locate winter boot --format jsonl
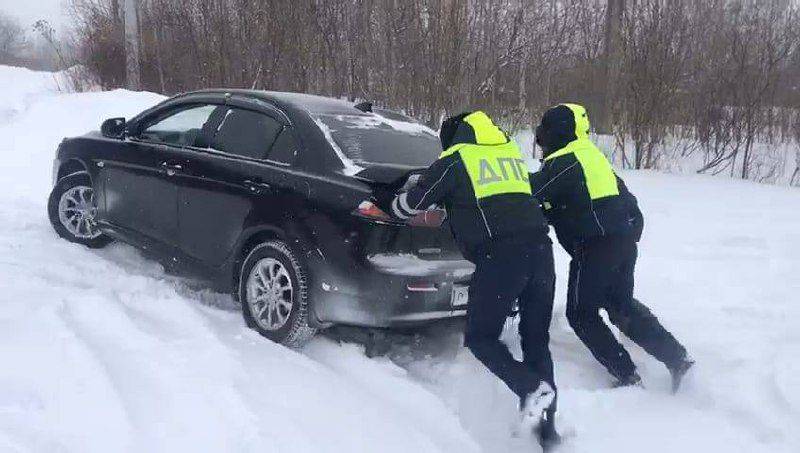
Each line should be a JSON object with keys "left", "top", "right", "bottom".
{"left": 534, "top": 408, "right": 562, "bottom": 451}
{"left": 517, "top": 382, "right": 556, "bottom": 442}
{"left": 668, "top": 356, "right": 695, "bottom": 394}
{"left": 613, "top": 371, "right": 643, "bottom": 388}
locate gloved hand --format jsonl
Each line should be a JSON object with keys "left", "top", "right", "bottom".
{"left": 372, "top": 188, "right": 397, "bottom": 215}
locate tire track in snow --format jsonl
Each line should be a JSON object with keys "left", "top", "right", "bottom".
{"left": 28, "top": 231, "right": 472, "bottom": 451}
{"left": 57, "top": 276, "right": 262, "bottom": 451}
{"left": 53, "top": 298, "right": 137, "bottom": 450}
{"left": 0, "top": 207, "right": 134, "bottom": 451}
{"left": 91, "top": 246, "right": 316, "bottom": 451}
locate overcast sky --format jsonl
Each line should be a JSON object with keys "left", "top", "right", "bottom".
{"left": 0, "top": 0, "right": 69, "bottom": 33}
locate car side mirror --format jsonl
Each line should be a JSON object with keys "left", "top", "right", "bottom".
{"left": 101, "top": 117, "right": 127, "bottom": 138}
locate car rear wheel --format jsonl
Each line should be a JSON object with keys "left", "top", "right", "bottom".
{"left": 47, "top": 173, "right": 112, "bottom": 248}
{"left": 239, "top": 240, "right": 316, "bottom": 348}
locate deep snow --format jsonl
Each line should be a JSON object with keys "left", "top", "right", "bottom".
{"left": 1, "top": 65, "right": 799, "bottom": 452}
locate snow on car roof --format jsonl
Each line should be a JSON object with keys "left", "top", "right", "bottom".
{"left": 259, "top": 91, "right": 365, "bottom": 115}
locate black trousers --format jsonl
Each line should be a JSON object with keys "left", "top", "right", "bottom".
{"left": 567, "top": 236, "right": 687, "bottom": 380}
{"left": 464, "top": 239, "right": 556, "bottom": 403}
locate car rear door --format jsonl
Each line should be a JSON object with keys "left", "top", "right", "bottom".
{"left": 176, "top": 105, "right": 306, "bottom": 267}
{"left": 98, "top": 104, "right": 220, "bottom": 249}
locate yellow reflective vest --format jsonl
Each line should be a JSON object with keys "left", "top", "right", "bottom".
{"left": 439, "top": 111, "right": 532, "bottom": 200}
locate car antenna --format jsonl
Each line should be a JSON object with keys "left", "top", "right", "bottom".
{"left": 354, "top": 101, "right": 373, "bottom": 113}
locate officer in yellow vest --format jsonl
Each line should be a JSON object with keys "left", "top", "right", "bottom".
{"left": 531, "top": 104, "right": 694, "bottom": 391}
{"left": 388, "top": 111, "right": 560, "bottom": 447}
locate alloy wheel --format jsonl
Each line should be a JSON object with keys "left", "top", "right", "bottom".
{"left": 58, "top": 185, "right": 101, "bottom": 239}
{"left": 246, "top": 258, "right": 294, "bottom": 331}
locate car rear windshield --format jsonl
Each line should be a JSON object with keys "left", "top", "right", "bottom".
{"left": 313, "top": 113, "right": 441, "bottom": 167}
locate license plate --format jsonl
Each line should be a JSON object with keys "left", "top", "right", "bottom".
{"left": 451, "top": 285, "right": 469, "bottom": 307}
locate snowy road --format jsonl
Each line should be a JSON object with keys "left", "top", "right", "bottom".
{"left": 1, "top": 66, "right": 799, "bottom": 452}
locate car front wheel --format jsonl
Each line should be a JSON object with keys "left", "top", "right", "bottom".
{"left": 47, "top": 173, "right": 112, "bottom": 248}
{"left": 238, "top": 240, "right": 317, "bottom": 348}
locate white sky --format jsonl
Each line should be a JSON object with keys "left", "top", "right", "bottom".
{"left": 0, "top": 0, "right": 69, "bottom": 33}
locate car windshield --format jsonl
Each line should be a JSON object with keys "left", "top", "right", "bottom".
{"left": 313, "top": 112, "right": 441, "bottom": 167}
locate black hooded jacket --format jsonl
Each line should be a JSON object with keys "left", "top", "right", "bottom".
{"left": 531, "top": 104, "right": 643, "bottom": 254}
{"left": 387, "top": 111, "right": 550, "bottom": 262}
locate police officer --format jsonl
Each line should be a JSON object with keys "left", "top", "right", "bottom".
{"left": 530, "top": 103, "right": 694, "bottom": 391}
{"left": 387, "top": 111, "right": 560, "bottom": 446}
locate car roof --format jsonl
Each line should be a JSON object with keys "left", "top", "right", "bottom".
{"left": 183, "top": 89, "right": 368, "bottom": 115}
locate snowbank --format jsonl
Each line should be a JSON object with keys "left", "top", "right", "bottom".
{"left": 410, "top": 170, "right": 800, "bottom": 452}
{"left": 1, "top": 65, "right": 799, "bottom": 452}
{"left": 0, "top": 66, "right": 476, "bottom": 453}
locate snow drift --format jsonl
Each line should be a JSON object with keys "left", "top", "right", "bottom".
{"left": 1, "top": 65, "right": 799, "bottom": 452}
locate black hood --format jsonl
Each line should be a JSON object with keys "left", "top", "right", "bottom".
{"left": 439, "top": 111, "right": 509, "bottom": 150}
{"left": 535, "top": 103, "right": 591, "bottom": 157}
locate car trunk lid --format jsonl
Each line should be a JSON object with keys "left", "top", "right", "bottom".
{"left": 353, "top": 164, "right": 463, "bottom": 261}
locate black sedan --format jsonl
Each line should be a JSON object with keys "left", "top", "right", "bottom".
{"left": 48, "top": 90, "right": 473, "bottom": 347}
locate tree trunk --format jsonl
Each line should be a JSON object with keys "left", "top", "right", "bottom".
{"left": 124, "top": 0, "right": 141, "bottom": 90}
{"left": 600, "top": 0, "right": 624, "bottom": 134}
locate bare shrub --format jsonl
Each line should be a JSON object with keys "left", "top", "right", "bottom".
{"left": 0, "top": 12, "right": 27, "bottom": 64}
{"left": 66, "top": 0, "right": 800, "bottom": 184}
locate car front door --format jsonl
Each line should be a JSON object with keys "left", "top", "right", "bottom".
{"left": 99, "top": 104, "right": 220, "bottom": 250}
{"left": 176, "top": 105, "right": 305, "bottom": 267}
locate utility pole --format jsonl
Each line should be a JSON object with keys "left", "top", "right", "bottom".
{"left": 600, "top": 0, "right": 624, "bottom": 134}
{"left": 533, "top": 0, "right": 558, "bottom": 159}
{"left": 543, "top": 0, "right": 556, "bottom": 109}
{"left": 124, "top": 0, "right": 141, "bottom": 90}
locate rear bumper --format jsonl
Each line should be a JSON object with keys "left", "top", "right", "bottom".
{"left": 310, "top": 254, "right": 474, "bottom": 328}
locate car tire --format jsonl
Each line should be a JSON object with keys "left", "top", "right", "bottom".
{"left": 238, "top": 240, "right": 317, "bottom": 348}
{"left": 48, "top": 173, "right": 112, "bottom": 249}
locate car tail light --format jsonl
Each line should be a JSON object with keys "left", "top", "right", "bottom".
{"left": 353, "top": 201, "right": 392, "bottom": 222}
{"left": 408, "top": 209, "right": 446, "bottom": 228}
{"left": 353, "top": 200, "right": 445, "bottom": 228}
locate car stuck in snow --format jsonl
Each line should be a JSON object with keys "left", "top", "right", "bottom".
{"left": 48, "top": 89, "right": 473, "bottom": 347}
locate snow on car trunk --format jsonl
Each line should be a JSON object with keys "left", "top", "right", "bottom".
{"left": 1, "top": 65, "right": 799, "bottom": 452}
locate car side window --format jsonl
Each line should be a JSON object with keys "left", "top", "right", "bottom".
{"left": 211, "top": 108, "right": 283, "bottom": 160}
{"left": 139, "top": 104, "right": 217, "bottom": 147}
{"left": 268, "top": 127, "right": 300, "bottom": 165}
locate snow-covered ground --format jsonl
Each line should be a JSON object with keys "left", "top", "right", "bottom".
{"left": 1, "top": 65, "right": 799, "bottom": 452}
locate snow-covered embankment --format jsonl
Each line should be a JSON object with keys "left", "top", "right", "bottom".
{"left": 1, "top": 65, "right": 799, "bottom": 452}
{"left": 0, "top": 66, "right": 477, "bottom": 452}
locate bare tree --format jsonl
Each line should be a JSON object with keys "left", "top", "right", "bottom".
{"left": 65, "top": 0, "right": 800, "bottom": 183}
{"left": 615, "top": 0, "right": 694, "bottom": 169}
{"left": 598, "top": 0, "right": 623, "bottom": 135}
{"left": 0, "top": 12, "right": 26, "bottom": 64}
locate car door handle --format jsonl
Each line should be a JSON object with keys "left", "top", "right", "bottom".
{"left": 243, "top": 180, "right": 271, "bottom": 193}
{"left": 161, "top": 161, "right": 183, "bottom": 176}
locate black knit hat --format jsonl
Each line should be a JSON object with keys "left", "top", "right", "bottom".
{"left": 535, "top": 105, "right": 578, "bottom": 155}
{"left": 439, "top": 112, "right": 472, "bottom": 149}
